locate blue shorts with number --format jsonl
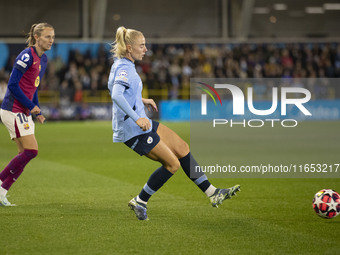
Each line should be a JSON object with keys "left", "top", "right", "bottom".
{"left": 124, "top": 120, "right": 160, "bottom": 156}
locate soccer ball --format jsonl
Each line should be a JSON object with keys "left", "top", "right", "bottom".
{"left": 312, "top": 189, "right": 340, "bottom": 219}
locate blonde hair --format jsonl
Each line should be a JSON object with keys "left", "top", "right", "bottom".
{"left": 26, "top": 23, "right": 54, "bottom": 47}
{"left": 111, "top": 26, "right": 143, "bottom": 58}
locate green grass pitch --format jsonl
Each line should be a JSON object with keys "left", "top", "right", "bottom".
{"left": 0, "top": 121, "right": 339, "bottom": 255}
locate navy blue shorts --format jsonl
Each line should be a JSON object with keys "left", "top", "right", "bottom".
{"left": 124, "top": 120, "right": 160, "bottom": 156}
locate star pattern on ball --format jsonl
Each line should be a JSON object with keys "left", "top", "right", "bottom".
{"left": 327, "top": 199, "right": 338, "bottom": 212}
{"left": 313, "top": 190, "right": 340, "bottom": 219}
{"left": 313, "top": 194, "right": 324, "bottom": 208}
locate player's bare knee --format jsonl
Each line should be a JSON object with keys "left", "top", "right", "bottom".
{"left": 176, "top": 141, "right": 190, "bottom": 158}
{"left": 182, "top": 141, "right": 190, "bottom": 155}
{"left": 165, "top": 160, "right": 181, "bottom": 174}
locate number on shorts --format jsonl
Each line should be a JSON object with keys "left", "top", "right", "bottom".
{"left": 17, "top": 113, "right": 28, "bottom": 124}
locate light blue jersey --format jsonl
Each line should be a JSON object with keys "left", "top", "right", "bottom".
{"left": 108, "top": 58, "right": 152, "bottom": 142}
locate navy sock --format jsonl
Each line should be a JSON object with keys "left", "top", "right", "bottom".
{"left": 139, "top": 166, "right": 173, "bottom": 202}
{"left": 179, "top": 152, "right": 211, "bottom": 192}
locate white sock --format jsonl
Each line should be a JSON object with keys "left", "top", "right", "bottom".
{"left": 136, "top": 195, "right": 147, "bottom": 205}
{"left": 205, "top": 185, "right": 217, "bottom": 197}
{"left": 0, "top": 186, "right": 8, "bottom": 198}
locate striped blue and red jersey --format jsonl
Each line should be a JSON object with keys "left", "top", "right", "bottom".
{"left": 1, "top": 47, "right": 48, "bottom": 115}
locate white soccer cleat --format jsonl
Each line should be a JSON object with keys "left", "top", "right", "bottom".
{"left": 0, "top": 195, "right": 16, "bottom": 207}
{"left": 128, "top": 197, "right": 148, "bottom": 220}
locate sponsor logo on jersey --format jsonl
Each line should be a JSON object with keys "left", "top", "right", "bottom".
{"left": 119, "top": 70, "right": 128, "bottom": 77}
{"left": 117, "top": 70, "right": 128, "bottom": 82}
{"left": 16, "top": 60, "right": 27, "bottom": 69}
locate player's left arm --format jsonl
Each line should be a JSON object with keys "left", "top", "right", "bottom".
{"left": 36, "top": 114, "right": 45, "bottom": 124}
{"left": 142, "top": 98, "right": 158, "bottom": 112}
{"left": 32, "top": 90, "right": 45, "bottom": 123}
{"left": 32, "top": 90, "right": 40, "bottom": 113}
{"left": 34, "top": 56, "right": 47, "bottom": 124}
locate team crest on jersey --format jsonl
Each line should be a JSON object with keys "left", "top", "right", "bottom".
{"left": 147, "top": 136, "right": 153, "bottom": 144}
{"left": 21, "top": 53, "right": 30, "bottom": 62}
{"left": 35, "top": 76, "right": 40, "bottom": 87}
{"left": 117, "top": 70, "right": 128, "bottom": 82}
{"left": 24, "top": 123, "right": 30, "bottom": 130}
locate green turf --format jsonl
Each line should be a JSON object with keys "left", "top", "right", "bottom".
{"left": 0, "top": 121, "right": 339, "bottom": 255}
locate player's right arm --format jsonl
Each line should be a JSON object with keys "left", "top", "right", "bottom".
{"left": 8, "top": 50, "right": 39, "bottom": 114}
{"left": 111, "top": 84, "right": 150, "bottom": 131}
{"left": 109, "top": 65, "right": 150, "bottom": 131}
{"left": 7, "top": 67, "right": 37, "bottom": 112}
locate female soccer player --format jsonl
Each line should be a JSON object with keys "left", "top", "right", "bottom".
{"left": 108, "top": 26, "right": 240, "bottom": 220}
{"left": 0, "top": 23, "right": 55, "bottom": 206}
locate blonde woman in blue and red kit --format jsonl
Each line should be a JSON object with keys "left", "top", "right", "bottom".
{"left": 0, "top": 23, "right": 55, "bottom": 206}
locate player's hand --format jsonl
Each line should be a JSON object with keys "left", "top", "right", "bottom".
{"left": 136, "top": 118, "right": 151, "bottom": 131}
{"left": 142, "top": 98, "right": 158, "bottom": 112}
{"left": 31, "top": 106, "right": 41, "bottom": 115}
{"left": 36, "top": 115, "right": 46, "bottom": 124}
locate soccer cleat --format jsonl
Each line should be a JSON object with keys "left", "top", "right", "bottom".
{"left": 0, "top": 196, "right": 16, "bottom": 207}
{"left": 210, "top": 184, "right": 241, "bottom": 208}
{"left": 128, "top": 197, "right": 149, "bottom": 221}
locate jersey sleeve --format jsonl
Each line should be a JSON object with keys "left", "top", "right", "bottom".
{"left": 32, "top": 90, "right": 41, "bottom": 115}
{"left": 13, "top": 48, "right": 33, "bottom": 74}
{"left": 39, "top": 54, "right": 48, "bottom": 77}
{"left": 8, "top": 67, "right": 36, "bottom": 110}
{"left": 111, "top": 83, "right": 140, "bottom": 122}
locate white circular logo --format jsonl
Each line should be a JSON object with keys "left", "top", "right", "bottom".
{"left": 21, "top": 53, "right": 30, "bottom": 62}
{"left": 118, "top": 70, "right": 128, "bottom": 77}
{"left": 147, "top": 136, "right": 153, "bottom": 144}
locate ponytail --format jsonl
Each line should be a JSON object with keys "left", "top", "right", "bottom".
{"left": 26, "top": 23, "right": 54, "bottom": 47}
{"left": 111, "top": 26, "right": 143, "bottom": 58}
{"left": 26, "top": 24, "right": 38, "bottom": 47}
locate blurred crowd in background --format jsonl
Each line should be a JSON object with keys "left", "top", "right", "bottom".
{"left": 0, "top": 42, "right": 340, "bottom": 109}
